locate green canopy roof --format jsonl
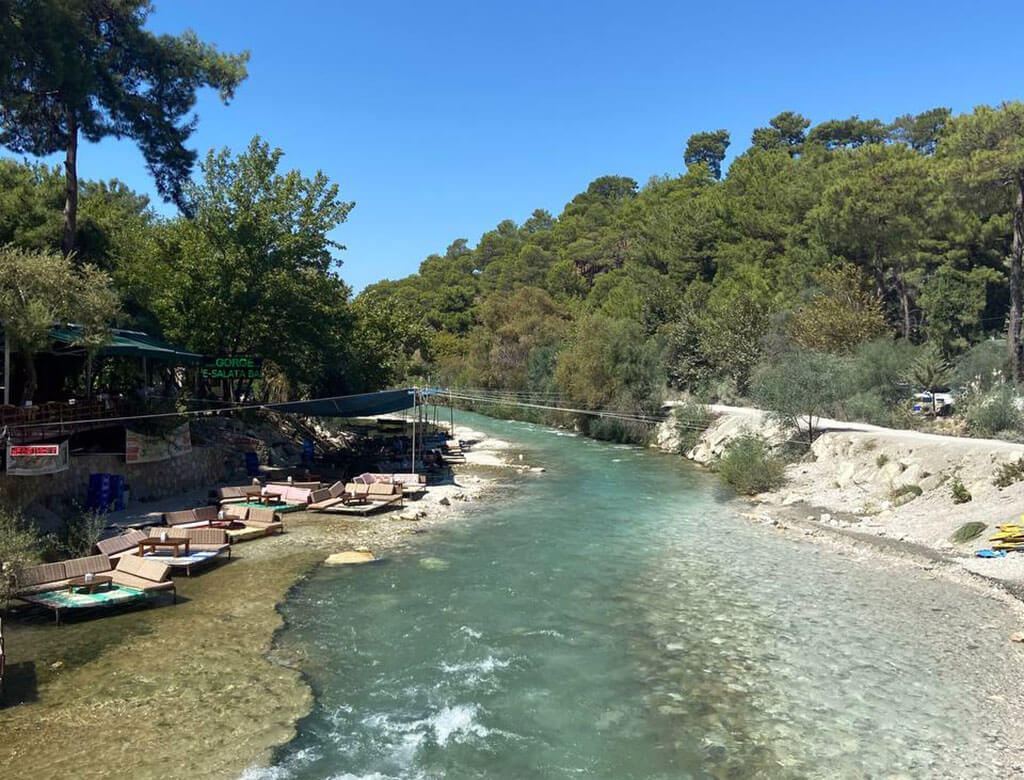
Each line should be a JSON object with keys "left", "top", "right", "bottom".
{"left": 50, "top": 325, "right": 203, "bottom": 364}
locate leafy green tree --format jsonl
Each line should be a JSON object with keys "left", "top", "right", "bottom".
{"left": 684, "top": 129, "right": 730, "bottom": 179}
{"left": 0, "top": 245, "right": 119, "bottom": 400}
{"left": 153, "top": 137, "right": 355, "bottom": 397}
{"left": 940, "top": 102, "right": 1024, "bottom": 377}
{"left": 465, "top": 287, "right": 567, "bottom": 390}
{"left": 0, "top": 0, "right": 248, "bottom": 254}
{"left": 811, "top": 144, "right": 936, "bottom": 336}
{"left": 916, "top": 264, "right": 999, "bottom": 353}
{"left": 752, "top": 350, "right": 846, "bottom": 446}
{"left": 750, "top": 111, "right": 810, "bottom": 156}
{"left": 806, "top": 116, "right": 888, "bottom": 150}
{"left": 788, "top": 266, "right": 888, "bottom": 354}
{"left": 889, "top": 107, "right": 951, "bottom": 154}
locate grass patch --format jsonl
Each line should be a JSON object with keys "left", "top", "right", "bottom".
{"left": 993, "top": 457, "right": 1024, "bottom": 489}
{"left": 717, "top": 436, "right": 786, "bottom": 496}
{"left": 875, "top": 453, "right": 889, "bottom": 467}
{"left": 951, "top": 521, "right": 986, "bottom": 544}
{"left": 950, "top": 476, "right": 972, "bottom": 504}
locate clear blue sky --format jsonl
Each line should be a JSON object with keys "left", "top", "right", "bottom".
{"left": 6, "top": 1, "right": 1023, "bottom": 292}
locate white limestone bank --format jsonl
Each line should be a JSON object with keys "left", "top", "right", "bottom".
{"left": 657, "top": 404, "right": 1024, "bottom": 595}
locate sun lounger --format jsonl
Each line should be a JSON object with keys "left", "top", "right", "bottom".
{"left": 308, "top": 480, "right": 356, "bottom": 511}
{"left": 366, "top": 482, "right": 404, "bottom": 507}
{"left": 143, "top": 527, "right": 230, "bottom": 575}
{"left": 95, "top": 529, "right": 149, "bottom": 559}
{"left": 110, "top": 555, "right": 176, "bottom": 598}
{"left": 268, "top": 481, "right": 322, "bottom": 490}
{"left": 317, "top": 482, "right": 402, "bottom": 516}
{"left": 211, "top": 485, "right": 251, "bottom": 506}
{"left": 219, "top": 505, "right": 285, "bottom": 543}
{"left": 15, "top": 554, "right": 175, "bottom": 624}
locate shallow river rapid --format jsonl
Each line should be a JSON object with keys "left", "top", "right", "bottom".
{"left": 252, "top": 413, "right": 1023, "bottom": 779}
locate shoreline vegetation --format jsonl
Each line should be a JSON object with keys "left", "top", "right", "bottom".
{"left": 0, "top": 419, "right": 523, "bottom": 779}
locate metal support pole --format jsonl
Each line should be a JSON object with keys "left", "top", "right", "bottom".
{"left": 3, "top": 331, "right": 9, "bottom": 406}
{"left": 411, "top": 389, "right": 417, "bottom": 475}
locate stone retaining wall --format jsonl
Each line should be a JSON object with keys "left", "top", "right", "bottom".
{"left": 0, "top": 446, "right": 231, "bottom": 511}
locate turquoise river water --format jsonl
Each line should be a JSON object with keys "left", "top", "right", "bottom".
{"left": 250, "top": 413, "right": 1024, "bottom": 779}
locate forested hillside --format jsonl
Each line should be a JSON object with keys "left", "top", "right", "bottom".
{"left": 359, "top": 104, "right": 1024, "bottom": 441}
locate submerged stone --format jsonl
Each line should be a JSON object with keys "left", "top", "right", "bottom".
{"left": 325, "top": 550, "right": 377, "bottom": 565}
{"left": 419, "top": 556, "right": 450, "bottom": 570}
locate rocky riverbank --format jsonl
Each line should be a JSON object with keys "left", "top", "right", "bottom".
{"left": 659, "top": 404, "right": 1024, "bottom": 602}
{"left": 0, "top": 420, "right": 521, "bottom": 779}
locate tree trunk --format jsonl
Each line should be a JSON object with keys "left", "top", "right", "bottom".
{"left": 896, "top": 274, "right": 912, "bottom": 339}
{"left": 21, "top": 350, "right": 37, "bottom": 404}
{"left": 61, "top": 106, "right": 79, "bottom": 257}
{"left": 1009, "top": 177, "right": 1024, "bottom": 380}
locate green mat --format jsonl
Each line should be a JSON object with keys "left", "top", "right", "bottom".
{"left": 22, "top": 584, "right": 147, "bottom": 610}
{"left": 235, "top": 501, "right": 305, "bottom": 513}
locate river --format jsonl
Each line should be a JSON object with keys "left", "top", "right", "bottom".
{"left": 251, "top": 413, "right": 1023, "bottom": 779}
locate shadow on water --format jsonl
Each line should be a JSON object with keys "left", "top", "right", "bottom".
{"left": 1, "top": 661, "right": 38, "bottom": 706}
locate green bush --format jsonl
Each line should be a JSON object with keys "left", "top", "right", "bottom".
{"left": 840, "top": 390, "right": 900, "bottom": 427}
{"left": 846, "top": 339, "right": 919, "bottom": 404}
{"left": 951, "top": 521, "right": 986, "bottom": 543}
{"left": 0, "top": 509, "right": 44, "bottom": 603}
{"left": 993, "top": 457, "right": 1024, "bottom": 488}
{"left": 672, "top": 400, "right": 713, "bottom": 454}
{"left": 950, "top": 476, "right": 972, "bottom": 504}
{"left": 717, "top": 436, "right": 786, "bottom": 495}
{"left": 964, "top": 385, "right": 1023, "bottom": 438}
{"left": 876, "top": 453, "right": 890, "bottom": 467}
{"left": 954, "top": 340, "right": 1008, "bottom": 392}
{"left": 52, "top": 509, "right": 107, "bottom": 559}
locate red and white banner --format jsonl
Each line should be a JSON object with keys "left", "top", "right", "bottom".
{"left": 6, "top": 441, "right": 69, "bottom": 476}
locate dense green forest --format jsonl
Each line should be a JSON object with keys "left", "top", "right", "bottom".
{"left": 2, "top": 4, "right": 1024, "bottom": 443}
{"left": 358, "top": 104, "right": 1024, "bottom": 441}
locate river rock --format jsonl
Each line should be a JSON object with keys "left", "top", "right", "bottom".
{"left": 419, "top": 557, "right": 450, "bottom": 570}
{"left": 325, "top": 550, "right": 377, "bottom": 565}
{"left": 1011, "top": 631, "right": 1024, "bottom": 643}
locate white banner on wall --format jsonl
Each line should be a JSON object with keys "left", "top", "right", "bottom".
{"left": 125, "top": 422, "right": 192, "bottom": 464}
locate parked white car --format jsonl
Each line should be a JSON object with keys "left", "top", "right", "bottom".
{"left": 911, "top": 391, "right": 954, "bottom": 416}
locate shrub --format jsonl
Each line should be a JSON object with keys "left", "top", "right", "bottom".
{"left": 950, "top": 476, "right": 972, "bottom": 504}
{"left": 846, "top": 338, "right": 919, "bottom": 404}
{"left": 993, "top": 457, "right": 1024, "bottom": 488}
{"left": 717, "top": 436, "right": 786, "bottom": 495}
{"left": 951, "top": 521, "right": 986, "bottom": 543}
{"left": 876, "top": 453, "right": 890, "bottom": 467}
{"left": 672, "top": 400, "right": 713, "bottom": 454}
{"left": 751, "top": 350, "right": 846, "bottom": 447}
{"left": 0, "top": 509, "right": 44, "bottom": 603}
{"left": 954, "top": 340, "right": 1007, "bottom": 392}
{"left": 964, "top": 385, "right": 1023, "bottom": 438}
{"left": 52, "top": 509, "right": 107, "bottom": 559}
{"left": 840, "top": 390, "right": 900, "bottom": 427}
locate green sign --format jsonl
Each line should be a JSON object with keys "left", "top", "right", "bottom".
{"left": 201, "top": 356, "right": 263, "bottom": 380}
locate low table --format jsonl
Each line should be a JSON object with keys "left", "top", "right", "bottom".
{"left": 258, "top": 492, "right": 282, "bottom": 505}
{"left": 67, "top": 574, "right": 113, "bottom": 594}
{"left": 138, "top": 537, "right": 191, "bottom": 557}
